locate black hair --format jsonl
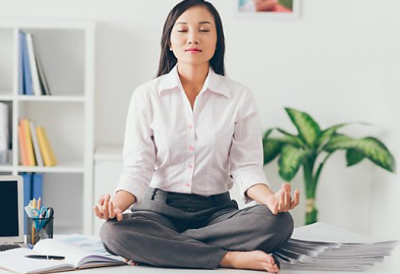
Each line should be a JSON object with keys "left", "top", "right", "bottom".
{"left": 156, "top": 0, "right": 225, "bottom": 77}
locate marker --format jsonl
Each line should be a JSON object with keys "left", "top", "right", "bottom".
{"left": 25, "top": 255, "right": 65, "bottom": 260}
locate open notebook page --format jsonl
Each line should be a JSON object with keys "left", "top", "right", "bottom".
{"left": 0, "top": 248, "right": 73, "bottom": 274}
{"left": 33, "top": 239, "right": 120, "bottom": 267}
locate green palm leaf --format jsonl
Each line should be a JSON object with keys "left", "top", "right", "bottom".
{"left": 263, "top": 128, "right": 274, "bottom": 141}
{"left": 346, "top": 149, "right": 365, "bottom": 166}
{"left": 263, "top": 136, "right": 301, "bottom": 164}
{"left": 317, "top": 123, "right": 348, "bottom": 148}
{"left": 324, "top": 134, "right": 396, "bottom": 172}
{"left": 263, "top": 138, "right": 283, "bottom": 164}
{"left": 276, "top": 127, "right": 305, "bottom": 148}
{"left": 317, "top": 122, "right": 371, "bottom": 149}
{"left": 285, "top": 108, "right": 321, "bottom": 148}
{"left": 278, "top": 145, "right": 310, "bottom": 181}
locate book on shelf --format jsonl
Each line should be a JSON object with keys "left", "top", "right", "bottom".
{"left": 18, "top": 124, "right": 30, "bottom": 166}
{"left": 21, "top": 172, "right": 33, "bottom": 234}
{"left": 0, "top": 235, "right": 125, "bottom": 274}
{"left": 20, "top": 172, "right": 43, "bottom": 234}
{"left": 32, "top": 173, "right": 43, "bottom": 201}
{"left": 20, "top": 119, "right": 36, "bottom": 166}
{"left": 20, "top": 32, "right": 34, "bottom": 96}
{"left": 36, "top": 126, "right": 57, "bottom": 167}
{"left": 30, "top": 121, "right": 44, "bottom": 167}
{"left": 19, "top": 31, "right": 51, "bottom": 96}
{"left": 25, "top": 33, "right": 42, "bottom": 96}
{"left": 18, "top": 119, "right": 57, "bottom": 167}
{"left": 34, "top": 37, "right": 51, "bottom": 96}
{"left": 18, "top": 32, "right": 24, "bottom": 95}
{"left": 275, "top": 222, "right": 398, "bottom": 272}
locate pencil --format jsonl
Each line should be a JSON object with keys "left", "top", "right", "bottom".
{"left": 37, "top": 197, "right": 41, "bottom": 210}
{"left": 32, "top": 224, "right": 35, "bottom": 245}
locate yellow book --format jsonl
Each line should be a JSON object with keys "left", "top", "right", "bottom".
{"left": 20, "top": 119, "right": 36, "bottom": 166}
{"left": 36, "top": 126, "right": 57, "bottom": 167}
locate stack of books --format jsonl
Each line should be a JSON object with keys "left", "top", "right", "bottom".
{"left": 19, "top": 31, "right": 51, "bottom": 96}
{"left": 276, "top": 222, "right": 398, "bottom": 272}
{"left": 18, "top": 119, "right": 57, "bottom": 167}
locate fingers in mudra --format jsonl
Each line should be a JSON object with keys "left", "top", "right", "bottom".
{"left": 278, "top": 183, "right": 300, "bottom": 212}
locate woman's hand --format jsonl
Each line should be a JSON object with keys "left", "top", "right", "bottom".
{"left": 93, "top": 194, "right": 123, "bottom": 221}
{"left": 266, "top": 183, "right": 300, "bottom": 215}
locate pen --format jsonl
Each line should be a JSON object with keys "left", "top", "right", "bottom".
{"left": 25, "top": 255, "right": 65, "bottom": 260}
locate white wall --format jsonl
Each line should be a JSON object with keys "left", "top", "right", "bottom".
{"left": 1, "top": 0, "right": 399, "bottom": 269}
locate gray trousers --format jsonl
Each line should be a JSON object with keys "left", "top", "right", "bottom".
{"left": 100, "top": 188, "right": 294, "bottom": 269}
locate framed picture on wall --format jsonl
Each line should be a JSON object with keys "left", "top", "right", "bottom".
{"left": 237, "top": 0, "right": 301, "bottom": 19}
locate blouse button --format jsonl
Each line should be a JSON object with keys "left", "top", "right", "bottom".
{"left": 188, "top": 164, "right": 193, "bottom": 169}
{"left": 189, "top": 146, "right": 194, "bottom": 151}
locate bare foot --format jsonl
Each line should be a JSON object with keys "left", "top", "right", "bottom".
{"left": 124, "top": 258, "right": 138, "bottom": 266}
{"left": 220, "top": 250, "right": 279, "bottom": 273}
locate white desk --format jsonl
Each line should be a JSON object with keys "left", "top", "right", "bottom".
{"left": 0, "top": 265, "right": 396, "bottom": 274}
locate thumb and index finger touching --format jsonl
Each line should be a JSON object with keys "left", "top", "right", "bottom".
{"left": 93, "top": 194, "right": 123, "bottom": 221}
{"left": 281, "top": 182, "right": 300, "bottom": 209}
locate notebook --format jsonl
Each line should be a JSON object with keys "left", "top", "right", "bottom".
{"left": 0, "top": 237, "right": 125, "bottom": 274}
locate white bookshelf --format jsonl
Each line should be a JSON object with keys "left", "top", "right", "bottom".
{"left": 0, "top": 19, "right": 95, "bottom": 235}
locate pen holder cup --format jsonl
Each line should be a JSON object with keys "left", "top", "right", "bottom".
{"left": 26, "top": 216, "right": 54, "bottom": 245}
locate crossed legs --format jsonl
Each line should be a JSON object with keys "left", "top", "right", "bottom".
{"left": 100, "top": 204, "right": 293, "bottom": 271}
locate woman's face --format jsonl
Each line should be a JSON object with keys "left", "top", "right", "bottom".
{"left": 170, "top": 5, "right": 217, "bottom": 67}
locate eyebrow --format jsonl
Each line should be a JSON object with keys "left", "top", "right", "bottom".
{"left": 176, "top": 21, "right": 212, "bottom": 25}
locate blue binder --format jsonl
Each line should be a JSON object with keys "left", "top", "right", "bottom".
{"left": 32, "top": 173, "right": 43, "bottom": 202}
{"left": 18, "top": 32, "right": 24, "bottom": 95}
{"left": 20, "top": 32, "right": 34, "bottom": 96}
{"left": 21, "top": 172, "right": 32, "bottom": 234}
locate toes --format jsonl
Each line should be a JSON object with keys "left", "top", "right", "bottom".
{"left": 263, "top": 263, "right": 279, "bottom": 273}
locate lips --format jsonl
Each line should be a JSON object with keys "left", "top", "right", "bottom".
{"left": 185, "top": 48, "right": 202, "bottom": 52}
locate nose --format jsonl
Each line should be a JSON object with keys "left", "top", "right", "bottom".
{"left": 187, "top": 31, "right": 199, "bottom": 45}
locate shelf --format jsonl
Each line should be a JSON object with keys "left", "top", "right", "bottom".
{"left": 0, "top": 165, "right": 13, "bottom": 172}
{"left": 0, "top": 95, "right": 86, "bottom": 102}
{"left": 0, "top": 19, "right": 95, "bottom": 235}
{"left": 18, "top": 95, "right": 86, "bottom": 102}
{"left": 17, "top": 161, "right": 84, "bottom": 173}
{"left": 0, "top": 19, "right": 95, "bottom": 31}
{"left": 0, "top": 94, "right": 14, "bottom": 100}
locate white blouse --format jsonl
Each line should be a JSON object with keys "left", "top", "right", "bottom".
{"left": 116, "top": 65, "right": 268, "bottom": 204}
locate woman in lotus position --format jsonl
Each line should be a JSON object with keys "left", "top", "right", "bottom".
{"left": 94, "top": 0, "right": 299, "bottom": 272}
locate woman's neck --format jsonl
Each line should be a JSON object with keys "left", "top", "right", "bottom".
{"left": 177, "top": 63, "right": 209, "bottom": 94}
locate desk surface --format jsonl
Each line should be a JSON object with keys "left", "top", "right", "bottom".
{"left": 0, "top": 263, "right": 397, "bottom": 274}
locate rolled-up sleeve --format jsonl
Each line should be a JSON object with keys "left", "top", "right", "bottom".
{"left": 229, "top": 88, "right": 269, "bottom": 204}
{"left": 115, "top": 87, "right": 155, "bottom": 204}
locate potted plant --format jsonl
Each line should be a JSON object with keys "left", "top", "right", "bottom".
{"left": 262, "top": 108, "right": 396, "bottom": 225}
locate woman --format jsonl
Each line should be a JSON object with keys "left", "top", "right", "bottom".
{"left": 94, "top": 0, "right": 299, "bottom": 272}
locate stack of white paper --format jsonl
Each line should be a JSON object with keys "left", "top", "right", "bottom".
{"left": 275, "top": 222, "right": 398, "bottom": 272}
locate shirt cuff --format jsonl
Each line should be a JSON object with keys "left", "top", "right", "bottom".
{"left": 114, "top": 179, "right": 148, "bottom": 205}
{"left": 232, "top": 168, "right": 269, "bottom": 204}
